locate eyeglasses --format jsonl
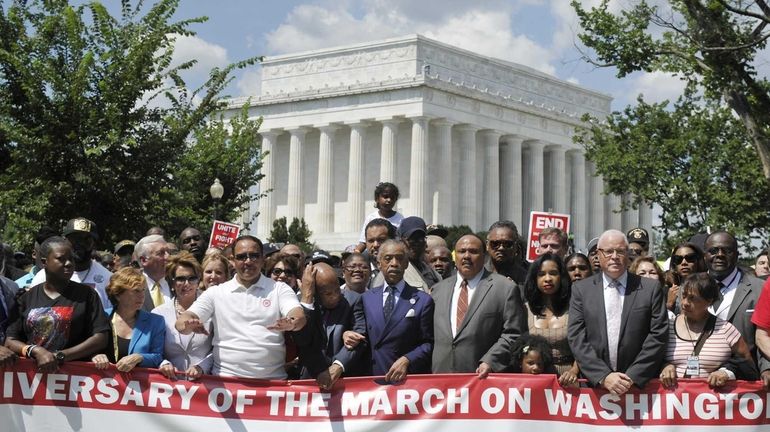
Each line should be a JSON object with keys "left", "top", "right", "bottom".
{"left": 234, "top": 252, "right": 262, "bottom": 262}
{"left": 706, "top": 247, "right": 734, "bottom": 256}
{"left": 598, "top": 248, "right": 627, "bottom": 258}
{"left": 671, "top": 254, "right": 698, "bottom": 265}
{"left": 344, "top": 264, "right": 369, "bottom": 271}
{"left": 271, "top": 268, "right": 295, "bottom": 277}
{"left": 489, "top": 240, "right": 515, "bottom": 249}
{"left": 182, "top": 235, "right": 201, "bottom": 244}
{"left": 173, "top": 276, "right": 200, "bottom": 284}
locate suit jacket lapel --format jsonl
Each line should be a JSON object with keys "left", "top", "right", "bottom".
{"left": 727, "top": 272, "right": 750, "bottom": 322}
{"left": 129, "top": 311, "right": 147, "bottom": 353}
{"left": 382, "top": 285, "right": 416, "bottom": 338}
{"left": 618, "top": 274, "right": 639, "bottom": 340}
{"left": 366, "top": 286, "right": 385, "bottom": 346}
{"left": 456, "top": 271, "right": 492, "bottom": 337}
{"left": 592, "top": 274, "right": 609, "bottom": 355}
{"left": 440, "top": 276, "right": 458, "bottom": 336}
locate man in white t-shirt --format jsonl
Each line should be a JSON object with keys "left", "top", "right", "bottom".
{"left": 30, "top": 218, "right": 112, "bottom": 309}
{"left": 176, "top": 235, "right": 307, "bottom": 379}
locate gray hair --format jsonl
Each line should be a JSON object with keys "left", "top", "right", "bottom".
{"left": 134, "top": 235, "right": 166, "bottom": 258}
{"left": 597, "top": 229, "right": 628, "bottom": 248}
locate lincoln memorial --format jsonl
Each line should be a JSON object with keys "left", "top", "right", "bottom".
{"left": 225, "top": 35, "right": 653, "bottom": 251}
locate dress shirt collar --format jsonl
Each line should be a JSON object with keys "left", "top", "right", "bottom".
{"left": 714, "top": 267, "right": 740, "bottom": 292}
{"left": 383, "top": 279, "right": 406, "bottom": 296}
{"left": 454, "top": 269, "right": 485, "bottom": 291}
{"left": 602, "top": 271, "right": 628, "bottom": 291}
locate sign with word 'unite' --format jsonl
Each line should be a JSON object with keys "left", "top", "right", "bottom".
{"left": 208, "top": 220, "right": 241, "bottom": 250}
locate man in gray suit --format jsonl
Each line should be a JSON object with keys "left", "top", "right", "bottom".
{"left": 705, "top": 231, "right": 764, "bottom": 365}
{"left": 431, "top": 234, "right": 526, "bottom": 377}
{"left": 568, "top": 229, "right": 668, "bottom": 395}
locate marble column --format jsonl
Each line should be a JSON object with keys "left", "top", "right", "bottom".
{"left": 286, "top": 128, "right": 307, "bottom": 221}
{"left": 379, "top": 119, "right": 400, "bottom": 183}
{"left": 433, "top": 120, "right": 454, "bottom": 225}
{"left": 317, "top": 125, "right": 338, "bottom": 233}
{"left": 606, "top": 193, "right": 622, "bottom": 230}
{"left": 257, "top": 130, "right": 281, "bottom": 236}
{"left": 588, "top": 160, "right": 605, "bottom": 240}
{"left": 480, "top": 130, "right": 502, "bottom": 228}
{"left": 347, "top": 123, "right": 367, "bottom": 228}
{"left": 456, "top": 125, "right": 478, "bottom": 229}
{"left": 549, "top": 145, "right": 567, "bottom": 214}
{"left": 501, "top": 136, "right": 524, "bottom": 230}
{"left": 409, "top": 117, "right": 430, "bottom": 218}
{"left": 622, "top": 194, "right": 639, "bottom": 232}
{"left": 527, "top": 140, "right": 545, "bottom": 214}
{"left": 570, "top": 150, "right": 587, "bottom": 250}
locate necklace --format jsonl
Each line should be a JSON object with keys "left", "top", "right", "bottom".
{"left": 682, "top": 315, "right": 703, "bottom": 352}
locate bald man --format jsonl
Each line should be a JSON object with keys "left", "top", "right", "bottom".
{"left": 296, "top": 263, "right": 367, "bottom": 389}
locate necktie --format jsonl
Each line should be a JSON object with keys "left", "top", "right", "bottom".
{"left": 383, "top": 286, "right": 395, "bottom": 322}
{"left": 605, "top": 280, "right": 622, "bottom": 371}
{"left": 151, "top": 281, "right": 164, "bottom": 307}
{"left": 456, "top": 279, "right": 468, "bottom": 333}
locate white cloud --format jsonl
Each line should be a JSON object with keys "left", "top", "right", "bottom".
{"left": 629, "top": 71, "right": 687, "bottom": 104}
{"left": 168, "top": 34, "right": 230, "bottom": 87}
{"left": 237, "top": 68, "right": 263, "bottom": 97}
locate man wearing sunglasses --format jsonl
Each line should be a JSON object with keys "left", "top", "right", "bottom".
{"left": 486, "top": 220, "right": 527, "bottom": 285}
{"left": 704, "top": 231, "right": 764, "bottom": 373}
{"left": 568, "top": 229, "right": 668, "bottom": 395}
{"left": 176, "top": 235, "right": 306, "bottom": 379}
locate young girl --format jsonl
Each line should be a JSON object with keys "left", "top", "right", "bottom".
{"left": 357, "top": 182, "right": 404, "bottom": 251}
{"left": 510, "top": 334, "right": 554, "bottom": 375}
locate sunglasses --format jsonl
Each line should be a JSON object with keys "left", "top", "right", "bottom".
{"left": 706, "top": 247, "right": 734, "bottom": 256}
{"left": 173, "top": 276, "right": 200, "bottom": 284}
{"left": 234, "top": 252, "right": 262, "bottom": 262}
{"left": 271, "top": 268, "right": 295, "bottom": 278}
{"left": 489, "top": 240, "right": 515, "bottom": 249}
{"left": 671, "top": 254, "right": 698, "bottom": 265}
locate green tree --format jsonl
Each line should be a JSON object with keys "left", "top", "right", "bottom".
{"left": 269, "top": 217, "right": 313, "bottom": 252}
{"left": 574, "top": 89, "right": 770, "bottom": 249}
{"left": 0, "top": 0, "right": 261, "bottom": 249}
{"left": 572, "top": 0, "right": 770, "bottom": 180}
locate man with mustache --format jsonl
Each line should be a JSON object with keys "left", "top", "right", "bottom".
{"left": 29, "top": 218, "right": 112, "bottom": 309}
{"left": 486, "top": 220, "right": 527, "bottom": 285}
{"left": 431, "top": 234, "right": 526, "bottom": 376}
{"left": 358, "top": 239, "right": 434, "bottom": 382}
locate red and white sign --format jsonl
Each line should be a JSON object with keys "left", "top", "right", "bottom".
{"left": 526, "top": 211, "right": 571, "bottom": 261}
{"left": 3, "top": 359, "right": 770, "bottom": 431}
{"left": 208, "top": 220, "right": 240, "bottom": 250}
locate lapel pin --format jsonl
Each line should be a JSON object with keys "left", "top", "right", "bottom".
{"left": 410, "top": 298, "right": 416, "bottom": 304}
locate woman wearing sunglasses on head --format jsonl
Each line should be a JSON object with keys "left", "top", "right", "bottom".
{"left": 264, "top": 253, "right": 302, "bottom": 293}
{"left": 155, "top": 252, "right": 213, "bottom": 381}
{"left": 665, "top": 243, "right": 707, "bottom": 314}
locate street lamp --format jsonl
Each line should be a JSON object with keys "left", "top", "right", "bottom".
{"left": 210, "top": 178, "right": 224, "bottom": 221}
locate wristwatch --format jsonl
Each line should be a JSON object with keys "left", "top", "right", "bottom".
{"left": 54, "top": 351, "right": 65, "bottom": 364}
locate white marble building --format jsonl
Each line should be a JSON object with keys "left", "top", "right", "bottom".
{"left": 226, "top": 35, "right": 653, "bottom": 251}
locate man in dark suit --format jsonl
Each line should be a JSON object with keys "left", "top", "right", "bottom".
{"left": 295, "top": 263, "right": 367, "bottom": 389}
{"left": 705, "top": 231, "right": 764, "bottom": 368}
{"left": 432, "top": 234, "right": 526, "bottom": 376}
{"left": 568, "top": 229, "right": 668, "bottom": 395}
{"left": 359, "top": 239, "right": 434, "bottom": 382}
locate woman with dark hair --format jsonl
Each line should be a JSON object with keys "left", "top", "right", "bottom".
{"left": 92, "top": 267, "right": 165, "bottom": 372}
{"left": 666, "top": 243, "right": 707, "bottom": 313}
{"left": 660, "top": 273, "right": 756, "bottom": 388}
{"left": 522, "top": 253, "right": 579, "bottom": 386}
{"left": 6, "top": 237, "right": 109, "bottom": 372}
{"left": 156, "top": 252, "right": 213, "bottom": 380}
{"left": 264, "top": 253, "right": 302, "bottom": 292}
{"left": 564, "top": 253, "right": 592, "bottom": 283}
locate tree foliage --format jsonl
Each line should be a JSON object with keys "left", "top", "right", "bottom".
{"left": 269, "top": 217, "right": 314, "bottom": 253}
{"left": 572, "top": 0, "right": 770, "bottom": 180}
{"left": 574, "top": 88, "right": 770, "bottom": 249}
{"left": 0, "top": 0, "right": 262, "bottom": 249}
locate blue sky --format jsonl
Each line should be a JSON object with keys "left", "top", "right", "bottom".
{"left": 162, "top": 0, "right": 688, "bottom": 111}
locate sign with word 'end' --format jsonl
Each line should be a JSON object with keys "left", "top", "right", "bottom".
{"left": 209, "top": 220, "right": 241, "bottom": 250}
{"left": 527, "top": 211, "right": 570, "bottom": 262}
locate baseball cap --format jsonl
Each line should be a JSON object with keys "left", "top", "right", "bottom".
{"left": 397, "top": 216, "right": 427, "bottom": 239}
{"left": 63, "top": 217, "right": 98, "bottom": 239}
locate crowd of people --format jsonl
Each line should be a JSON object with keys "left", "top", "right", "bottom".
{"left": 0, "top": 181, "right": 769, "bottom": 398}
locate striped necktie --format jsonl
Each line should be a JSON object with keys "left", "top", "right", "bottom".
{"left": 456, "top": 279, "right": 469, "bottom": 332}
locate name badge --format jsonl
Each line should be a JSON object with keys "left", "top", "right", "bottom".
{"left": 686, "top": 355, "right": 700, "bottom": 376}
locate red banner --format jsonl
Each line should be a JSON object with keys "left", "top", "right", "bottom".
{"left": 2, "top": 359, "right": 770, "bottom": 430}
